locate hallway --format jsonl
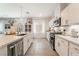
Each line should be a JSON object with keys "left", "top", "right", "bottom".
{"left": 25, "top": 39, "right": 58, "bottom": 56}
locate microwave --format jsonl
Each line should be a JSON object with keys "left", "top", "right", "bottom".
{"left": 54, "top": 17, "right": 61, "bottom": 27}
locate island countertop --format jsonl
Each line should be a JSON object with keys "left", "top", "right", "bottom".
{"left": 0, "top": 35, "right": 25, "bottom": 48}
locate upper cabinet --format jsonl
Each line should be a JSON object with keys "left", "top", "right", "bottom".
{"left": 61, "top": 3, "right": 79, "bottom": 25}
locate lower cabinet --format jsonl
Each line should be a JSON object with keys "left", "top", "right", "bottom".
{"left": 0, "top": 46, "right": 7, "bottom": 56}
{"left": 69, "top": 43, "right": 79, "bottom": 56}
{"left": 55, "top": 36, "right": 68, "bottom": 56}
{"left": 46, "top": 32, "right": 50, "bottom": 41}
{"left": 23, "top": 35, "right": 28, "bottom": 55}
{"left": 7, "top": 39, "right": 23, "bottom": 56}
{"left": 23, "top": 33, "right": 33, "bottom": 55}
{"left": 15, "top": 39, "right": 23, "bottom": 56}
{"left": 55, "top": 35, "right": 79, "bottom": 56}
{"left": 0, "top": 33, "right": 33, "bottom": 56}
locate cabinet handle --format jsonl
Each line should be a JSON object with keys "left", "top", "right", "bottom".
{"left": 10, "top": 45, "right": 15, "bottom": 49}
{"left": 74, "top": 48, "right": 79, "bottom": 51}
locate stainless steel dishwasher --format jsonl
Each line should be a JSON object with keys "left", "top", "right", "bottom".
{"left": 7, "top": 41, "right": 16, "bottom": 56}
{"left": 7, "top": 39, "right": 23, "bottom": 56}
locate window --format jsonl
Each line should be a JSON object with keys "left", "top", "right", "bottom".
{"left": 0, "top": 22, "right": 4, "bottom": 34}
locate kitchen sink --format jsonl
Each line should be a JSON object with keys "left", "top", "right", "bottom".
{"left": 16, "top": 34, "right": 26, "bottom": 36}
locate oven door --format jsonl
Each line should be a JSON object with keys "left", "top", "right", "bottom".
{"left": 7, "top": 44, "right": 16, "bottom": 56}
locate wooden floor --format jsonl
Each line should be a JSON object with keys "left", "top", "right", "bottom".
{"left": 25, "top": 39, "right": 58, "bottom": 56}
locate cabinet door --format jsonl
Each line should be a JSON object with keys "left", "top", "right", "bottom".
{"left": 23, "top": 33, "right": 33, "bottom": 55}
{"left": 59, "top": 38, "right": 68, "bottom": 56}
{"left": 18, "top": 40, "right": 23, "bottom": 56}
{"left": 55, "top": 36, "right": 68, "bottom": 56}
{"left": 26, "top": 34, "right": 33, "bottom": 47}
{"left": 55, "top": 36, "right": 61, "bottom": 55}
{"left": 23, "top": 36, "right": 28, "bottom": 55}
{"left": 69, "top": 43, "right": 79, "bottom": 56}
{"left": 0, "top": 46, "right": 7, "bottom": 56}
{"left": 46, "top": 32, "right": 50, "bottom": 41}
{"left": 15, "top": 39, "right": 23, "bottom": 56}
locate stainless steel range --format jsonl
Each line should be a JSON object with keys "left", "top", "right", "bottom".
{"left": 49, "top": 32, "right": 62, "bottom": 50}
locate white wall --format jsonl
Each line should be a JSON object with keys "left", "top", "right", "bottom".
{"left": 54, "top": 3, "right": 60, "bottom": 18}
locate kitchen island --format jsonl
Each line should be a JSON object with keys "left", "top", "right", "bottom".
{"left": 0, "top": 33, "right": 33, "bottom": 56}
{"left": 0, "top": 34, "right": 24, "bottom": 56}
{"left": 0, "top": 35, "right": 24, "bottom": 48}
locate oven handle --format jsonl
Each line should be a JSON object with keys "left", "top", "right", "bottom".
{"left": 10, "top": 45, "right": 15, "bottom": 49}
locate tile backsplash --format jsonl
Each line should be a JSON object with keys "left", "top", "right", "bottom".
{"left": 66, "top": 25, "right": 79, "bottom": 37}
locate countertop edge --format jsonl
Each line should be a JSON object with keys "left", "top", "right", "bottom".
{"left": 55, "top": 34, "right": 79, "bottom": 46}
{"left": 0, "top": 35, "right": 25, "bottom": 49}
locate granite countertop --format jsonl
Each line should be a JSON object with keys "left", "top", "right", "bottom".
{"left": 0, "top": 35, "right": 25, "bottom": 48}
{"left": 56, "top": 34, "right": 79, "bottom": 45}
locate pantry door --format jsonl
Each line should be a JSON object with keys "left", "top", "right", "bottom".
{"left": 33, "top": 19, "right": 45, "bottom": 39}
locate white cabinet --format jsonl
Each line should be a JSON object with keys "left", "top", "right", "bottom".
{"left": 15, "top": 39, "right": 23, "bottom": 56}
{"left": 69, "top": 43, "right": 79, "bottom": 56}
{"left": 0, "top": 46, "right": 7, "bottom": 56}
{"left": 59, "top": 38, "right": 68, "bottom": 56}
{"left": 55, "top": 35, "right": 79, "bottom": 56}
{"left": 61, "top": 4, "right": 79, "bottom": 25}
{"left": 23, "top": 33, "right": 33, "bottom": 55}
{"left": 23, "top": 35, "right": 28, "bottom": 55}
{"left": 55, "top": 36, "right": 68, "bottom": 56}
{"left": 46, "top": 32, "right": 50, "bottom": 41}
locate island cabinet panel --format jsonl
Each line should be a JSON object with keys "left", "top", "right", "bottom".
{"left": 15, "top": 39, "right": 23, "bottom": 56}
{"left": 0, "top": 46, "right": 7, "bottom": 56}
{"left": 23, "top": 35, "right": 28, "bottom": 55}
{"left": 7, "top": 38, "right": 23, "bottom": 56}
{"left": 23, "top": 34, "right": 33, "bottom": 55}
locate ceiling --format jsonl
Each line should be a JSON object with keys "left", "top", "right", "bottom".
{"left": 0, "top": 3, "right": 58, "bottom": 17}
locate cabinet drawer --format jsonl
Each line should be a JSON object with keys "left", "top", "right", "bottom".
{"left": 69, "top": 43, "right": 79, "bottom": 56}
{"left": 55, "top": 36, "right": 68, "bottom": 56}
{"left": 56, "top": 36, "right": 68, "bottom": 46}
{"left": 70, "top": 43, "right": 79, "bottom": 51}
{"left": 60, "top": 38, "right": 68, "bottom": 46}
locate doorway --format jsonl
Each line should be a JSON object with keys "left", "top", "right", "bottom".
{"left": 32, "top": 19, "right": 45, "bottom": 39}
